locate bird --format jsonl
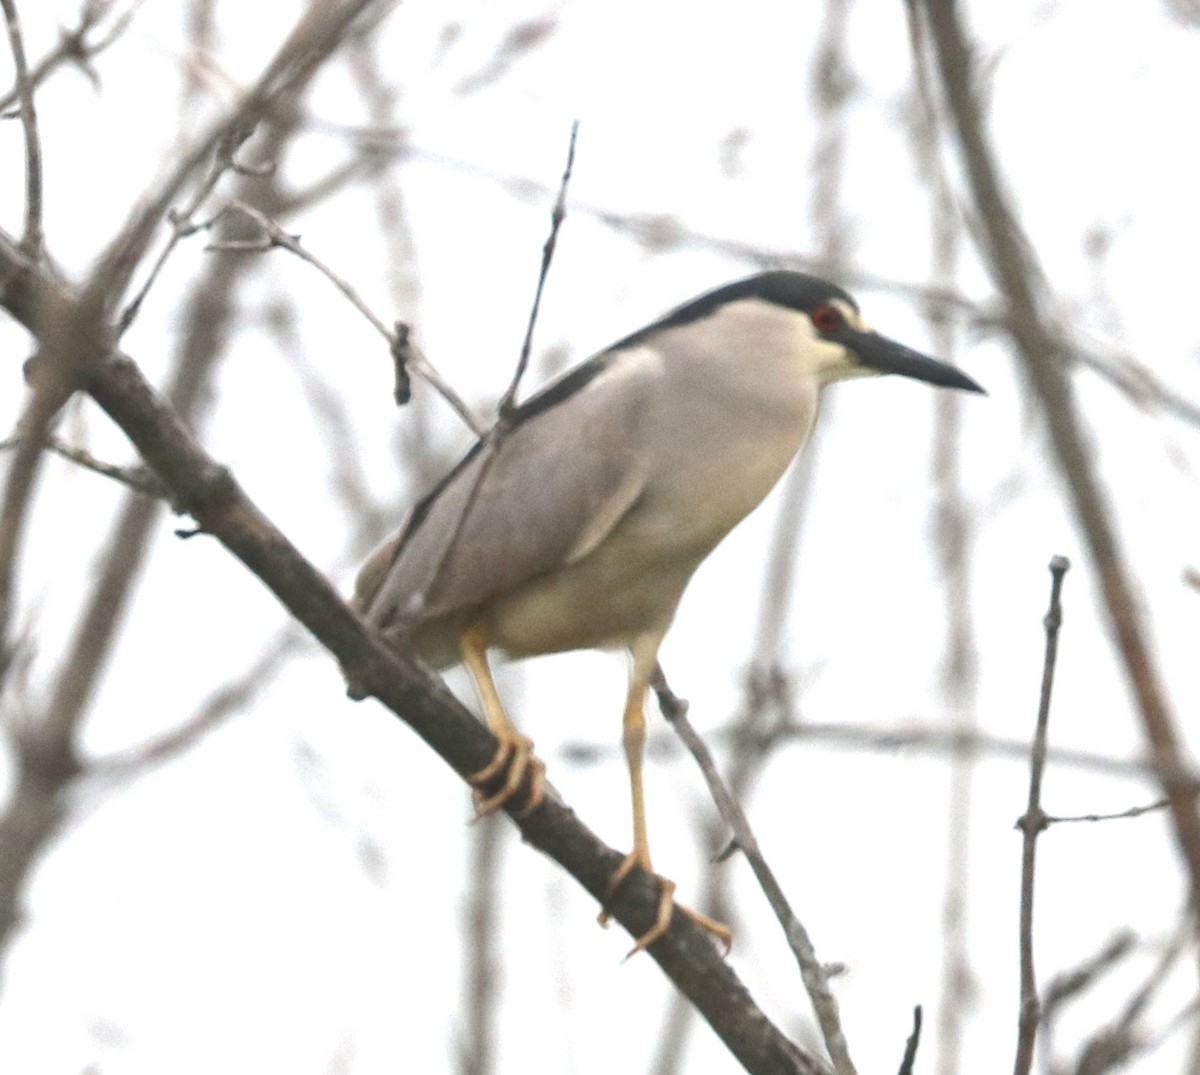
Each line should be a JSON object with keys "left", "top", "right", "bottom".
{"left": 351, "top": 270, "right": 984, "bottom": 956}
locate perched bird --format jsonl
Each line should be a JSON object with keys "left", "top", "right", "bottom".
{"left": 352, "top": 270, "right": 983, "bottom": 954}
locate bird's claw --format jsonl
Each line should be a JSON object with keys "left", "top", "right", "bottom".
{"left": 469, "top": 733, "right": 546, "bottom": 818}
{"left": 598, "top": 851, "right": 732, "bottom": 958}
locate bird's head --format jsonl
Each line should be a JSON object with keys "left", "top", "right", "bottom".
{"left": 637, "top": 271, "right": 985, "bottom": 395}
{"left": 793, "top": 286, "right": 983, "bottom": 393}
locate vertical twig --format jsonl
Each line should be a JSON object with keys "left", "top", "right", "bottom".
{"left": 897, "top": 1007, "right": 923, "bottom": 1075}
{"left": 1, "top": 0, "right": 44, "bottom": 257}
{"left": 654, "top": 6, "right": 853, "bottom": 1066}
{"left": 902, "top": 7, "right": 979, "bottom": 1071}
{"left": 1013, "top": 554, "right": 1070, "bottom": 1075}
{"left": 394, "top": 124, "right": 580, "bottom": 617}
{"left": 497, "top": 119, "right": 578, "bottom": 420}
{"left": 460, "top": 815, "right": 504, "bottom": 1075}
{"left": 651, "top": 400, "right": 819, "bottom": 1075}
{"left": 116, "top": 124, "right": 258, "bottom": 336}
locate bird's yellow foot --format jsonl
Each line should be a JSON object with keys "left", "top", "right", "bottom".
{"left": 598, "top": 851, "right": 733, "bottom": 958}
{"left": 468, "top": 732, "right": 546, "bottom": 818}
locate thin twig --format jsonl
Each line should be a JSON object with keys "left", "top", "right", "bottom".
{"left": 652, "top": 16, "right": 854, "bottom": 1065}
{"left": 1146, "top": 996, "right": 1200, "bottom": 1070}
{"left": 343, "top": 26, "right": 451, "bottom": 498}
{"left": 0, "top": 1, "right": 141, "bottom": 113}
{"left": 30, "top": 117, "right": 323, "bottom": 772}
{"left": 312, "top": 122, "right": 1200, "bottom": 435}
{"left": 116, "top": 124, "right": 259, "bottom": 336}
{"left": 86, "top": 2, "right": 389, "bottom": 329}
{"left": 653, "top": 666, "right": 851, "bottom": 1075}
{"left": 1, "top": 0, "right": 43, "bottom": 256}
{"left": 497, "top": 119, "right": 578, "bottom": 421}
{"left": 563, "top": 718, "right": 1200, "bottom": 789}
{"left": 1013, "top": 554, "right": 1070, "bottom": 1075}
{"left": 896, "top": 1007, "right": 923, "bottom": 1075}
{"left": 371, "top": 126, "right": 581, "bottom": 621}
{"left": 460, "top": 811, "right": 504, "bottom": 1075}
{"left": 1042, "top": 931, "right": 1136, "bottom": 1019}
{"left": 1039, "top": 929, "right": 1137, "bottom": 1070}
{"left": 1045, "top": 799, "right": 1171, "bottom": 825}
{"left": 0, "top": 433, "right": 169, "bottom": 500}
{"left": 1061, "top": 916, "right": 1191, "bottom": 1075}
{"left": 211, "top": 199, "right": 485, "bottom": 437}
{"left": 91, "top": 628, "right": 305, "bottom": 778}
{"left": 903, "top": 10, "right": 980, "bottom": 1071}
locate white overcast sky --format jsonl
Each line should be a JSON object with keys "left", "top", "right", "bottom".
{"left": 2, "top": 2, "right": 1200, "bottom": 1074}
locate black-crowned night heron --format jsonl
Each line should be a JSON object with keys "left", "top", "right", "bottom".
{"left": 352, "top": 270, "right": 983, "bottom": 954}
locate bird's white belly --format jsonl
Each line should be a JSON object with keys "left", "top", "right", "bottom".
{"left": 486, "top": 519, "right": 702, "bottom": 657}
{"left": 486, "top": 424, "right": 805, "bottom": 657}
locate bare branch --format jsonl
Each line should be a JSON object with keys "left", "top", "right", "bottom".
{"left": 653, "top": 666, "right": 845, "bottom": 1075}
{"left": 0, "top": 290, "right": 72, "bottom": 693}
{"left": 86, "top": 1, "right": 394, "bottom": 328}
{"left": 0, "top": 433, "right": 169, "bottom": 500}
{"left": 565, "top": 717, "right": 1200, "bottom": 791}
{"left": 452, "top": 16, "right": 557, "bottom": 96}
{"left": 1069, "top": 916, "right": 1192, "bottom": 1075}
{"left": 211, "top": 199, "right": 485, "bottom": 437}
{"left": 0, "top": 31, "right": 373, "bottom": 956}
{"left": 902, "top": 11, "right": 981, "bottom": 1071}
{"left": 116, "top": 124, "right": 259, "bottom": 336}
{"left": 1013, "top": 555, "right": 1070, "bottom": 1075}
{"left": 1042, "top": 931, "right": 1136, "bottom": 1024}
{"left": 1045, "top": 799, "right": 1171, "bottom": 825}
{"left": 91, "top": 628, "right": 305, "bottom": 778}
{"left": 366, "top": 127, "right": 581, "bottom": 625}
{"left": 497, "top": 119, "right": 578, "bottom": 420}
{"left": 0, "top": 224, "right": 826, "bottom": 1075}
{"left": 309, "top": 121, "right": 1200, "bottom": 436}
{"left": 919, "top": 0, "right": 1200, "bottom": 925}
{"left": 896, "top": 1007, "right": 923, "bottom": 1075}
{"left": 1, "top": 0, "right": 43, "bottom": 256}
{"left": 459, "top": 816, "right": 504, "bottom": 1075}
{"left": 0, "top": 1, "right": 142, "bottom": 113}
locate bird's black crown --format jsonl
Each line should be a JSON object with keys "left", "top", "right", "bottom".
{"left": 614, "top": 270, "right": 856, "bottom": 352}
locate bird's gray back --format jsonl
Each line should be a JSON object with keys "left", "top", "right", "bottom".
{"left": 355, "top": 350, "right": 660, "bottom": 642}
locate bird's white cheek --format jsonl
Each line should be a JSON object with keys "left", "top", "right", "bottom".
{"left": 818, "top": 342, "right": 872, "bottom": 383}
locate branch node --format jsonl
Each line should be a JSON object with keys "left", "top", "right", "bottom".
{"left": 714, "top": 838, "right": 740, "bottom": 864}
{"left": 391, "top": 321, "right": 415, "bottom": 405}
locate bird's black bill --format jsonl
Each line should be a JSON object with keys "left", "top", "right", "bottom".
{"left": 848, "top": 330, "right": 985, "bottom": 393}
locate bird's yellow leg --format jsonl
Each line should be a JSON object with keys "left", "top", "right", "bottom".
{"left": 599, "top": 641, "right": 733, "bottom": 957}
{"left": 460, "top": 624, "right": 545, "bottom": 818}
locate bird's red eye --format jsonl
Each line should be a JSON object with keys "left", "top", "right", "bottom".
{"left": 812, "top": 305, "right": 844, "bottom": 335}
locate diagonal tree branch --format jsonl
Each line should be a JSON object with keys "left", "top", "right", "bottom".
{"left": 0, "top": 224, "right": 824, "bottom": 1075}
{"left": 917, "top": 0, "right": 1200, "bottom": 920}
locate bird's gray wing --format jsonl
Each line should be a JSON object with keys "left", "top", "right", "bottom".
{"left": 354, "top": 349, "right": 656, "bottom": 633}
